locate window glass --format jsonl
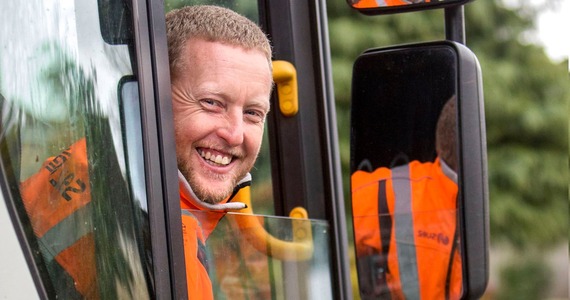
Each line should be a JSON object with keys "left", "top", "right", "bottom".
{"left": 190, "top": 209, "right": 334, "bottom": 299}
{"left": 0, "top": 0, "right": 153, "bottom": 298}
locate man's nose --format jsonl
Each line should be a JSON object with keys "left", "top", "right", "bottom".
{"left": 217, "top": 113, "right": 244, "bottom": 146}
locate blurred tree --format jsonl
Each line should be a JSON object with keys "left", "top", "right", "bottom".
{"left": 165, "top": 0, "right": 259, "bottom": 22}
{"left": 327, "top": 0, "right": 568, "bottom": 297}
{"left": 465, "top": 0, "right": 568, "bottom": 249}
{"left": 495, "top": 253, "right": 551, "bottom": 300}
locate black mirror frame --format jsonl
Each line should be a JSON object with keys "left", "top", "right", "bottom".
{"left": 450, "top": 40, "right": 489, "bottom": 299}
{"left": 350, "top": 40, "right": 489, "bottom": 299}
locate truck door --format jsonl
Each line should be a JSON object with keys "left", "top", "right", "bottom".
{"left": 0, "top": 0, "right": 183, "bottom": 298}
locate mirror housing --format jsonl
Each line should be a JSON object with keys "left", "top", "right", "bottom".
{"left": 350, "top": 41, "right": 488, "bottom": 299}
{"left": 347, "top": 0, "right": 475, "bottom": 15}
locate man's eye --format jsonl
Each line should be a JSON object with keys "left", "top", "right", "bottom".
{"left": 200, "top": 99, "right": 223, "bottom": 111}
{"left": 201, "top": 99, "right": 216, "bottom": 106}
{"left": 245, "top": 110, "right": 265, "bottom": 122}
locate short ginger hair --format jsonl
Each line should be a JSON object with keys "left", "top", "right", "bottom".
{"left": 165, "top": 5, "right": 272, "bottom": 80}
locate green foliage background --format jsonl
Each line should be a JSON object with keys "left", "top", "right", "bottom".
{"left": 327, "top": 0, "right": 568, "bottom": 298}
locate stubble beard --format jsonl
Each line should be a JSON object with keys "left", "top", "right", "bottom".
{"left": 179, "top": 162, "right": 237, "bottom": 205}
{"left": 178, "top": 153, "right": 251, "bottom": 204}
{"left": 176, "top": 140, "right": 261, "bottom": 205}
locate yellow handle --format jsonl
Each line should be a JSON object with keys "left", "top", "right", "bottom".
{"left": 272, "top": 60, "right": 299, "bottom": 117}
{"left": 231, "top": 185, "right": 314, "bottom": 261}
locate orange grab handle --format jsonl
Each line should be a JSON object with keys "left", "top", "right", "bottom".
{"left": 229, "top": 186, "right": 314, "bottom": 261}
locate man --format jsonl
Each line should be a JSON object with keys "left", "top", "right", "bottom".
{"left": 352, "top": 96, "right": 462, "bottom": 300}
{"left": 166, "top": 5, "right": 272, "bottom": 206}
{"left": 165, "top": 5, "right": 273, "bottom": 299}
{"left": 17, "top": 5, "right": 272, "bottom": 299}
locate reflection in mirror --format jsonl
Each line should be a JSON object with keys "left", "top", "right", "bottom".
{"left": 347, "top": 0, "right": 473, "bottom": 14}
{"left": 351, "top": 0, "right": 434, "bottom": 8}
{"left": 350, "top": 45, "right": 462, "bottom": 299}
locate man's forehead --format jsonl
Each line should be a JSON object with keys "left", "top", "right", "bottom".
{"left": 185, "top": 39, "right": 272, "bottom": 70}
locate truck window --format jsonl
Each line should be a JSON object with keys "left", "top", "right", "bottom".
{"left": 195, "top": 210, "right": 334, "bottom": 299}
{"left": 162, "top": 2, "right": 338, "bottom": 299}
{"left": 0, "top": 0, "right": 154, "bottom": 298}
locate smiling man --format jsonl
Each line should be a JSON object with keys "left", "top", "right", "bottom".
{"left": 167, "top": 6, "right": 272, "bottom": 206}
{"left": 165, "top": 5, "right": 273, "bottom": 298}
{"left": 171, "top": 38, "right": 271, "bottom": 205}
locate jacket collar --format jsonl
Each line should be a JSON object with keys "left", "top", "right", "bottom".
{"left": 178, "top": 170, "right": 249, "bottom": 212}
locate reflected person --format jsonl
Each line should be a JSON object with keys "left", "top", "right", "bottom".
{"left": 352, "top": 96, "right": 462, "bottom": 300}
{"left": 352, "top": 0, "right": 431, "bottom": 9}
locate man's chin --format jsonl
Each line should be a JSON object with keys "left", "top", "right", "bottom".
{"left": 197, "top": 191, "right": 231, "bottom": 205}
{"left": 184, "top": 165, "right": 246, "bottom": 204}
{"left": 191, "top": 181, "right": 234, "bottom": 204}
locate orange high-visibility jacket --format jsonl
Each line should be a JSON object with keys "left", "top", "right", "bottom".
{"left": 179, "top": 181, "right": 274, "bottom": 300}
{"left": 351, "top": 158, "right": 462, "bottom": 300}
{"left": 179, "top": 190, "right": 230, "bottom": 300}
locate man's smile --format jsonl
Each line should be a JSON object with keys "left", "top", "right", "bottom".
{"left": 198, "top": 148, "right": 234, "bottom": 166}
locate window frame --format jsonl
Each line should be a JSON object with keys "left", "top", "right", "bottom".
{"left": 131, "top": 0, "right": 188, "bottom": 297}
{"left": 0, "top": 0, "right": 186, "bottom": 297}
{"left": 259, "top": 0, "right": 352, "bottom": 298}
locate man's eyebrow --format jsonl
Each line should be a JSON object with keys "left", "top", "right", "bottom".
{"left": 249, "top": 99, "right": 271, "bottom": 113}
{"left": 195, "top": 84, "right": 224, "bottom": 97}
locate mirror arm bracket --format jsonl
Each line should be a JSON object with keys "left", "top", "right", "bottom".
{"left": 444, "top": 5, "right": 466, "bottom": 44}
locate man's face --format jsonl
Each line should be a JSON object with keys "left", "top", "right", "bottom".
{"left": 172, "top": 39, "right": 272, "bottom": 204}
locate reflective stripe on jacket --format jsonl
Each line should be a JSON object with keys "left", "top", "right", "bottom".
{"left": 352, "top": 158, "right": 462, "bottom": 300}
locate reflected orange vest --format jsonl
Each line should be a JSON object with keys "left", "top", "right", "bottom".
{"left": 20, "top": 138, "right": 227, "bottom": 300}
{"left": 354, "top": 0, "right": 430, "bottom": 9}
{"left": 20, "top": 138, "right": 97, "bottom": 299}
{"left": 352, "top": 158, "right": 462, "bottom": 300}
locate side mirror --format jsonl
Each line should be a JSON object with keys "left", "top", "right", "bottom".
{"left": 350, "top": 41, "right": 488, "bottom": 299}
{"left": 347, "top": 0, "right": 475, "bottom": 15}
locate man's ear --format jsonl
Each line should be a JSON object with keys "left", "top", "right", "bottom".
{"left": 436, "top": 95, "right": 457, "bottom": 172}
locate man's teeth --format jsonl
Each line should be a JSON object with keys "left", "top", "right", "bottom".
{"left": 200, "top": 150, "right": 232, "bottom": 165}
